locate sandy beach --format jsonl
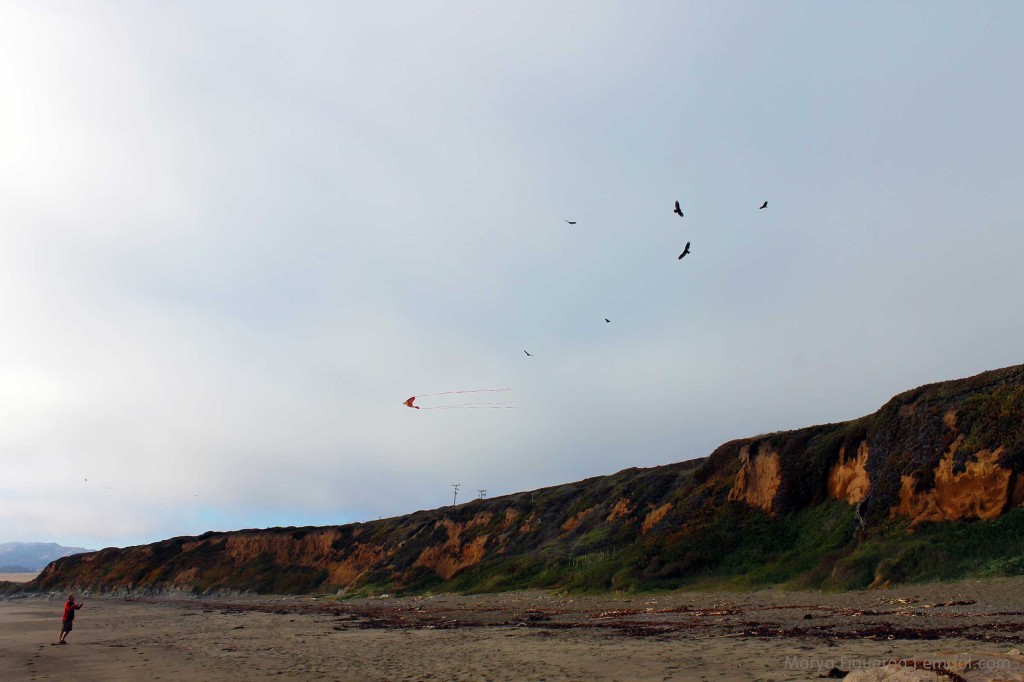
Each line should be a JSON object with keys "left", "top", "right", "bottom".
{"left": 4, "top": 578, "right": 1024, "bottom": 681}
{"left": 0, "top": 574, "right": 39, "bottom": 584}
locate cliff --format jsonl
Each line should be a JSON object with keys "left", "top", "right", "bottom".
{"left": 21, "top": 364, "right": 1024, "bottom": 596}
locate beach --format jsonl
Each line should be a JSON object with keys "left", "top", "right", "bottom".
{"left": 4, "top": 577, "right": 1024, "bottom": 681}
{"left": 0, "top": 574, "right": 39, "bottom": 584}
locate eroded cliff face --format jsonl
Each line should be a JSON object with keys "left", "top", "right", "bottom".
{"left": 641, "top": 503, "right": 673, "bottom": 534}
{"left": 828, "top": 441, "right": 871, "bottom": 505}
{"left": 893, "top": 446, "right": 1017, "bottom": 523}
{"left": 31, "top": 460, "right": 705, "bottom": 595}
{"left": 413, "top": 514, "right": 493, "bottom": 580}
{"left": 727, "top": 443, "right": 782, "bottom": 513}
{"left": 28, "top": 364, "right": 1024, "bottom": 596}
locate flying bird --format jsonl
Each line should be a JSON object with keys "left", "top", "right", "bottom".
{"left": 524, "top": 350, "right": 533, "bottom": 357}
{"left": 604, "top": 318, "right": 611, "bottom": 323}
{"left": 759, "top": 201, "right": 767, "bottom": 209}
{"left": 564, "top": 219, "right": 577, "bottom": 225}
{"left": 677, "top": 242, "right": 691, "bottom": 259}
{"left": 673, "top": 201, "right": 684, "bottom": 217}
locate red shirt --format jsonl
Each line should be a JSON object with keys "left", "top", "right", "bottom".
{"left": 62, "top": 600, "right": 81, "bottom": 621}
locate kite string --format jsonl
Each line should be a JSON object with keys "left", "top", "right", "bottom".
{"left": 415, "top": 388, "right": 512, "bottom": 398}
{"left": 422, "top": 405, "right": 518, "bottom": 409}
{"left": 422, "top": 401, "right": 515, "bottom": 407}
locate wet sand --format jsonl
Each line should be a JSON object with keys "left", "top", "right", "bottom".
{"left": 4, "top": 577, "right": 1024, "bottom": 681}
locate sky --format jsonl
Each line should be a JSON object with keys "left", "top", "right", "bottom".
{"left": 2, "top": 1, "right": 1022, "bottom": 550}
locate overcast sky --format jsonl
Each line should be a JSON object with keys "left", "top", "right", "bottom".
{"left": 2, "top": 1, "right": 1022, "bottom": 550}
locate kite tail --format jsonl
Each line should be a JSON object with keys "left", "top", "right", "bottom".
{"left": 415, "top": 388, "right": 512, "bottom": 398}
{"left": 420, "top": 401, "right": 515, "bottom": 408}
{"left": 422, "top": 405, "right": 518, "bottom": 409}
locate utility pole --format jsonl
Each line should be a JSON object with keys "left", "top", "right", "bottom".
{"left": 451, "top": 483, "right": 460, "bottom": 506}
{"left": 478, "top": 489, "right": 487, "bottom": 500}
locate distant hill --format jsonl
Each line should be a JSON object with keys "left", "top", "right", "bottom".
{"left": 19, "top": 364, "right": 1024, "bottom": 596}
{"left": 0, "top": 542, "right": 93, "bottom": 572}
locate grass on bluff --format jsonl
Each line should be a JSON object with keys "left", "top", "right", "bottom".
{"left": 431, "top": 503, "right": 1024, "bottom": 594}
{"left": 832, "top": 508, "right": 1024, "bottom": 588}
{"left": 193, "top": 552, "right": 328, "bottom": 595}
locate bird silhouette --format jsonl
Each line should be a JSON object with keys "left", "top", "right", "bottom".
{"left": 678, "top": 242, "right": 691, "bottom": 259}
{"left": 564, "top": 219, "right": 576, "bottom": 225}
{"left": 673, "top": 201, "right": 684, "bottom": 217}
{"left": 604, "top": 318, "right": 611, "bottom": 323}
{"left": 759, "top": 201, "right": 767, "bottom": 209}
{"left": 523, "top": 350, "right": 533, "bottom": 357}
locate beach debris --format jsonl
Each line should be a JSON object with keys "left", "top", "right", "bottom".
{"left": 923, "top": 599, "right": 976, "bottom": 608}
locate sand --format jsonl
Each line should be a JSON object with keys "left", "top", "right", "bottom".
{"left": 0, "top": 574, "right": 39, "bottom": 584}
{"left": 4, "top": 577, "right": 1024, "bottom": 681}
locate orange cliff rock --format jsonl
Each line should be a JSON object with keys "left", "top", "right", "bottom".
{"left": 414, "top": 514, "right": 493, "bottom": 580}
{"left": 891, "top": 405, "right": 1024, "bottom": 524}
{"left": 728, "top": 443, "right": 782, "bottom": 514}
{"left": 893, "top": 444, "right": 1020, "bottom": 524}
{"left": 560, "top": 508, "right": 594, "bottom": 532}
{"left": 606, "top": 498, "right": 634, "bottom": 522}
{"left": 828, "top": 441, "right": 871, "bottom": 505}
{"left": 641, "top": 503, "right": 672, "bottom": 534}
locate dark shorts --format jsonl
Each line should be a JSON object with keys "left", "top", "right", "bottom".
{"left": 61, "top": 620, "right": 73, "bottom": 632}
